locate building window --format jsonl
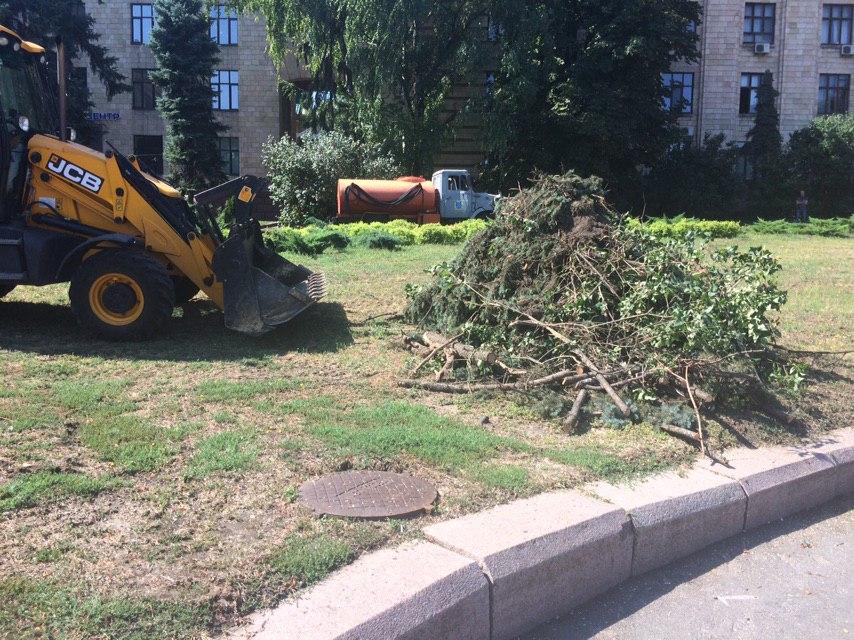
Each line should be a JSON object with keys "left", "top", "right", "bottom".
{"left": 218, "top": 137, "right": 240, "bottom": 175}
{"left": 736, "top": 152, "right": 755, "bottom": 180}
{"left": 822, "top": 5, "right": 853, "bottom": 45}
{"left": 133, "top": 135, "right": 163, "bottom": 176}
{"left": 739, "top": 72, "right": 768, "bottom": 114}
{"left": 819, "top": 74, "right": 851, "bottom": 114}
{"left": 662, "top": 72, "right": 694, "bottom": 114}
{"left": 131, "top": 3, "right": 155, "bottom": 45}
{"left": 131, "top": 69, "right": 158, "bottom": 110}
{"left": 743, "top": 3, "right": 776, "bottom": 44}
{"left": 210, "top": 5, "right": 238, "bottom": 45}
{"left": 212, "top": 70, "right": 239, "bottom": 110}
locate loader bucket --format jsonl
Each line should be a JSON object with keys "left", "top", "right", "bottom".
{"left": 212, "top": 223, "right": 327, "bottom": 336}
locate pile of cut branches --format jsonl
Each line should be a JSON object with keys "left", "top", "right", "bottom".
{"left": 403, "top": 172, "right": 789, "bottom": 458}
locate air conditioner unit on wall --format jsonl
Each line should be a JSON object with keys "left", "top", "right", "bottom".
{"left": 842, "top": 44, "right": 854, "bottom": 56}
{"left": 754, "top": 43, "right": 771, "bottom": 54}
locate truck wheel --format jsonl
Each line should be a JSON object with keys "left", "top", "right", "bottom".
{"left": 0, "top": 284, "right": 14, "bottom": 299}
{"left": 171, "top": 276, "right": 200, "bottom": 304}
{"left": 69, "top": 250, "right": 175, "bottom": 341}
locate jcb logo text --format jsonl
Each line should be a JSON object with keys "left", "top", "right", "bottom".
{"left": 46, "top": 155, "right": 104, "bottom": 194}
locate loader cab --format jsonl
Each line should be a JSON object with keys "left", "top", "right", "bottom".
{"left": 0, "top": 28, "right": 57, "bottom": 221}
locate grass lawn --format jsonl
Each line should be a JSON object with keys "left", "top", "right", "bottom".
{"left": 0, "top": 235, "right": 850, "bottom": 639}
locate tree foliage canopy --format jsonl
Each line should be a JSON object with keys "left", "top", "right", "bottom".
{"left": 0, "top": 0, "right": 129, "bottom": 143}
{"left": 150, "top": 0, "right": 225, "bottom": 192}
{"left": 787, "top": 115, "right": 854, "bottom": 217}
{"left": 480, "top": 0, "right": 701, "bottom": 203}
{"left": 743, "top": 70, "right": 782, "bottom": 168}
{"left": 243, "top": 0, "right": 700, "bottom": 189}
{"left": 239, "top": 0, "right": 490, "bottom": 174}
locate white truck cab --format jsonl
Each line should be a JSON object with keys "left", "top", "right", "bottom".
{"left": 431, "top": 169, "right": 499, "bottom": 220}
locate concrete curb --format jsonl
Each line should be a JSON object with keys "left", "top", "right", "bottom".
{"left": 424, "top": 491, "right": 633, "bottom": 640}
{"left": 230, "top": 428, "right": 854, "bottom": 640}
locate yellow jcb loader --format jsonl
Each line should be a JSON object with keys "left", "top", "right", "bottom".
{"left": 0, "top": 25, "right": 325, "bottom": 340}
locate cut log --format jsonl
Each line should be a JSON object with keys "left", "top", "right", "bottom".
{"left": 436, "top": 351, "right": 456, "bottom": 382}
{"left": 399, "top": 370, "right": 592, "bottom": 394}
{"left": 563, "top": 389, "right": 589, "bottom": 432}
{"left": 660, "top": 423, "right": 701, "bottom": 443}
{"left": 573, "top": 350, "right": 631, "bottom": 417}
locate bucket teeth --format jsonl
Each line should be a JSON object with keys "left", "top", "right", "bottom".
{"left": 306, "top": 273, "right": 328, "bottom": 302}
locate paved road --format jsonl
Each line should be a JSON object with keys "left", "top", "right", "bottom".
{"left": 520, "top": 494, "right": 854, "bottom": 640}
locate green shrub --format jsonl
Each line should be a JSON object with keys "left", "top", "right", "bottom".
{"left": 413, "top": 224, "right": 459, "bottom": 244}
{"left": 748, "top": 217, "right": 852, "bottom": 237}
{"left": 352, "top": 230, "right": 403, "bottom": 250}
{"left": 626, "top": 216, "right": 741, "bottom": 239}
{"left": 265, "top": 227, "right": 318, "bottom": 255}
{"left": 380, "top": 219, "right": 420, "bottom": 245}
{"left": 265, "top": 219, "right": 491, "bottom": 255}
{"left": 263, "top": 131, "right": 401, "bottom": 226}
{"left": 454, "top": 218, "right": 490, "bottom": 241}
{"left": 305, "top": 228, "right": 351, "bottom": 252}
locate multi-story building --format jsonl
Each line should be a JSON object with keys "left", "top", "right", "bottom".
{"left": 80, "top": 1, "right": 852, "bottom": 181}
{"left": 667, "top": 1, "right": 852, "bottom": 146}
{"left": 81, "top": 0, "right": 306, "bottom": 178}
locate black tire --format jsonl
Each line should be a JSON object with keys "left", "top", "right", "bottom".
{"left": 69, "top": 250, "right": 175, "bottom": 341}
{"left": 0, "top": 284, "right": 14, "bottom": 299}
{"left": 171, "top": 276, "right": 201, "bottom": 304}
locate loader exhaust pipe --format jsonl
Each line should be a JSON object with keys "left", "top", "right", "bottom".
{"left": 55, "top": 36, "right": 67, "bottom": 142}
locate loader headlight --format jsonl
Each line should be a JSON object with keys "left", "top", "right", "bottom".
{"left": 69, "top": 128, "right": 77, "bottom": 142}
{"left": 17, "top": 116, "right": 29, "bottom": 132}
{"left": 0, "top": 37, "right": 8, "bottom": 47}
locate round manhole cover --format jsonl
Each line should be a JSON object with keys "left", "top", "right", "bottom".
{"left": 299, "top": 471, "right": 438, "bottom": 519}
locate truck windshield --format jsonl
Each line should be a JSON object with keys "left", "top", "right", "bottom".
{"left": 0, "top": 47, "right": 56, "bottom": 134}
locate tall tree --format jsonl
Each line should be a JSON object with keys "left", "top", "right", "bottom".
{"left": 150, "top": 0, "right": 224, "bottom": 192}
{"left": 480, "top": 0, "right": 701, "bottom": 205}
{"left": 240, "top": 0, "right": 490, "bottom": 174}
{"left": 786, "top": 114, "right": 854, "bottom": 218}
{"left": 742, "top": 70, "right": 782, "bottom": 174}
{"left": 0, "top": 0, "right": 129, "bottom": 145}
{"left": 741, "top": 70, "right": 784, "bottom": 215}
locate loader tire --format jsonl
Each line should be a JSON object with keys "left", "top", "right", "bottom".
{"left": 0, "top": 284, "right": 14, "bottom": 299}
{"left": 70, "top": 250, "right": 175, "bottom": 341}
{"left": 171, "top": 276, "right": 200, "bottom": 304}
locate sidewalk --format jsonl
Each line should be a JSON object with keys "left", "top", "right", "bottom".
{"left": 522, "top": 493, "right": 853, "bottom": 639}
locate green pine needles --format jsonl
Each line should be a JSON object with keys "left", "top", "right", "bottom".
{"left": 150, "top": 0, "right": 225, "bottom": 193}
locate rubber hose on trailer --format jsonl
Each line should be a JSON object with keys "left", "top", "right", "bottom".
{"left": 342, "top": 182, "right": 424, "bottom": 215}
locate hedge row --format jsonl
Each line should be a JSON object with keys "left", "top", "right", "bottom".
{"left": 748, "top": 217, "right": 853, "bottom": 238}
{"left": 627, "top": 215, "right": 853, "bottom": 239}
{"left": 625, "top": 216, "right": 741, "bottom": 239}
{"left": 265, "top": 218, "right": 489, "bottom": 255}
{"left": 264, "top": 214, "right": 852, "bottom": 256}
